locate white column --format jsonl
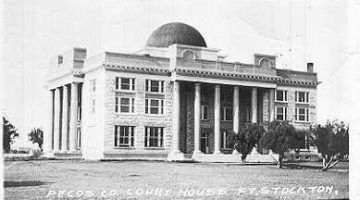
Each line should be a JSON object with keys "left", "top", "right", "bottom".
{"left": 44, "top": 90, "right": 54, "bottom": 152}
{"left": 214, "top": 85, "right": 221, "bottom": 154}
{"left": 269, "top": 89, "right": 275, "bottom": 121}
{"left": 171, "top": 81, "right": 181, "bottom": 153}
{"left": 53, "top": 88, "right": 61, "bottom": 152}
{"left": 251, "top": 87, "right": 258, "bottom": 123}
{"left": 69, "top": 83, "right": 78, "bottom": 152}
{"left": 61, "top": 85, "right": 69, "bottom": 151}
{"left": 233, "top": 86, "right": 240, "bottom": 133}
{"left": 194, "top": 83, "right": 201, "bottom": 154}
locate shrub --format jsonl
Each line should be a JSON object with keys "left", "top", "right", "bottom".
{"left": 310, "top": 120, "right": 349, "bottom": 171}
{"left": 28, "top": 127, "right": 44, "bottom": 151}
{"left": 260, "top": 121, "right": 304, "bottom": 168}
{"left": 233, "top": 123, "right": 266, "bottom": 162}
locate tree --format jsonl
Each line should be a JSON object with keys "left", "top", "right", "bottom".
{"left": 260, "top": 121, "right": 303, "bottom": 168}
{"left": 3, "top": 117, "right": 19, "bottom": 153}
{"left": 229, "top": 123, "right": 265, "bottom": 162}
{"left": 311, "top": 120, "right": 349, "bottom": 171}
{"left": 28, "top": 127, "right": 44, "bottom": 151}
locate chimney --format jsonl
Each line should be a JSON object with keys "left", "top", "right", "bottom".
{"left": 307, "top": 62, "right": 314, "bottom": 73}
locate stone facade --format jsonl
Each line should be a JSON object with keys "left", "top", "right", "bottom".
{"left": 44, "top": 23, "right": 318, "bottom": 162}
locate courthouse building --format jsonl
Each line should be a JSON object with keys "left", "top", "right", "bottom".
{"left": 44, "top": 22, "right": 318, "bottom": 162}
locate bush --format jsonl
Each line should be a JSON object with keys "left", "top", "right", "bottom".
{"left": 28, "top": 127, "right": 44, "bottom": 151}
{"left": 310, "top": 120, "right": 349, "bottom": 171}
{"left": 260, "top": 121, "right": 304, "bottom": 168}
{"left": 233, "top": 123, "right": 266, "bottom": 161}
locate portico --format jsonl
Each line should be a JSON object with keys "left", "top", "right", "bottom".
{"left": 44, "top": 82, "right": 83, "bottom": 157}
{"left": 169, "top": 77, "right": 276, "bottom": 161}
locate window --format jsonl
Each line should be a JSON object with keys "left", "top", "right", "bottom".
{"left": 146, "top": 80, "right": 164, "bottom": 93}
{"left": 275, "top": 106, "right": 287, "bottom": 120}
{"left": 91, "top": 99, "right": 96, "bottom": 113}
{"left": 275, "top": 90, "right": 287, "bottom": 102}
{"left": 57, "top": 55, "right": 63, "bottom": 65}
{"left": 201, "top": 105, "right": 208, "bottom": 120}
{"left": 221, "top": 107, "right": 233, "bottom": 121}
{"left": 144, "top": 127, "right": 164, "bottom": 147}
{"left": 116, "top": 77, "right": 135, "bottom": 91}
{"left": 145, "top": 99, "right": 164, "bottom": 114}
{"left": 114, "top": 126, "right": 135, "bottom": 147}
{"left": 295, "top": 108, "right": 309, "bottom": 122}
{"left": 295, "top": 91, "right": 309, "bottom": 103}
{"left": 183, "top": 50, "right": 196, "bottom": 61}
{"left": 115, "top": 97, "right": 135, "bottom": 113}
{"left": 90, "top": 79, "right": 96, "bottom": 92}
{"left": 221, "top": 131, "right": 232, "bottom": 149}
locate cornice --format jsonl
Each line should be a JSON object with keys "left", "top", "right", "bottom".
{"left": 101, "top": 63, "right": 318, "bottom": 88}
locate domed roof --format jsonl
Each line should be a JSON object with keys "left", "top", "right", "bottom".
{"left": 146, "top": 22, "right": 207, "bottom": 48}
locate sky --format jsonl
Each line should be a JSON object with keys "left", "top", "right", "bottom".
{"left": 2, "top": 0, "right": 359, "bottom": 145}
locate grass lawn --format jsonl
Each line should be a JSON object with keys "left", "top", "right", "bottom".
{"left": 4, "top": 160, "right": 348, "bottom": 199}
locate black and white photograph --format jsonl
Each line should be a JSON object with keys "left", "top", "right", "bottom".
{"left": 1, "top": 0, "right": 359, "bottom": 199}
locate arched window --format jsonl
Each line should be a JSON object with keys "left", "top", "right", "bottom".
{"left": 183, "top": 50, "right": 196, "bottom": 61}
{"left": 259, "top": 58, "right": 272, "bottom": 68}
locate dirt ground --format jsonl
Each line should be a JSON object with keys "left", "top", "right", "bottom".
{"left": 4, "top": 160, "right": 348, "bottom": 199}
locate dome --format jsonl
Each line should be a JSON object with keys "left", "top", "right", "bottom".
{"left": 146, "top": 22, "right": 207, "bottom": 48}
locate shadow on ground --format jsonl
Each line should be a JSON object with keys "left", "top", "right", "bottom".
{"left": 284, "top": 163, "right": 323, "bottom": 170}
{"left": 4, "top": 181, "right": 49, "bottom": 188}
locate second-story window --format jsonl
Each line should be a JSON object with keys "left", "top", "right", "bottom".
{"left": 275, "top": 90, "right": 287, "bottom": 102}
{"left": 221, "top": 107, "right": 233, "bottom": 121}
{"left": 116, "top": 77, "right": 135, "bottom": 91}
{"left": 115, "top": 96, "right": 135, "bottom": 113}
{"left": 201, "top": 105, "right": 208, "bottom": 120}
{"left": 295, "top": 91, "right": 309, "bottom": 103}
{"left": 146, "top": 80, "right": 164, "bottom": 93}
{"left": 145, "top": 99, "right": 164, "bottom": 115}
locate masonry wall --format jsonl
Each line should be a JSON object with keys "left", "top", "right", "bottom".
{"left": 102, "top": 70, "right": 173, "bottom": 159}
{"left": 275, "top": 85, "right": 317, "bottom": 130}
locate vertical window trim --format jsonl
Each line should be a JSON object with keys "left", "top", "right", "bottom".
{"left": 275, "top": 106, "right": 287, "bottom": 121}
{"left": 115, "top": 96, "right": 135, "bottom": 113}
{"left": 201, "top": 105, "right": 208, "bottom": 120}
{"left": 145, "top": 79, "right": 164, "bottom": 94}
{"left": 275, "top": 90, "right": 288, "bottom": 102}
{"left": 116, "top": 77, "right": 136, "bottom": 91}
{"left": 221, "top": 106, "right": 233, "bottom": 121}
{"left": 295, "top": 107, "right": 309, "bottom": 122}
{"left": 144, "top": 127, "right": 164, "bottom": 148}
{"left": 114, "top": 125, "right": 135, "bottom": 148}
{"left": 145, "top": 98, "right": 164, "bottom": 115}
{"left": 296, "top": 91, "right": 310, "bottom": 103}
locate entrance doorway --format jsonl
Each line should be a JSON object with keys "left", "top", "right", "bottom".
{"left": 200, "top": 132, "right": 210, "bottom": 154}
